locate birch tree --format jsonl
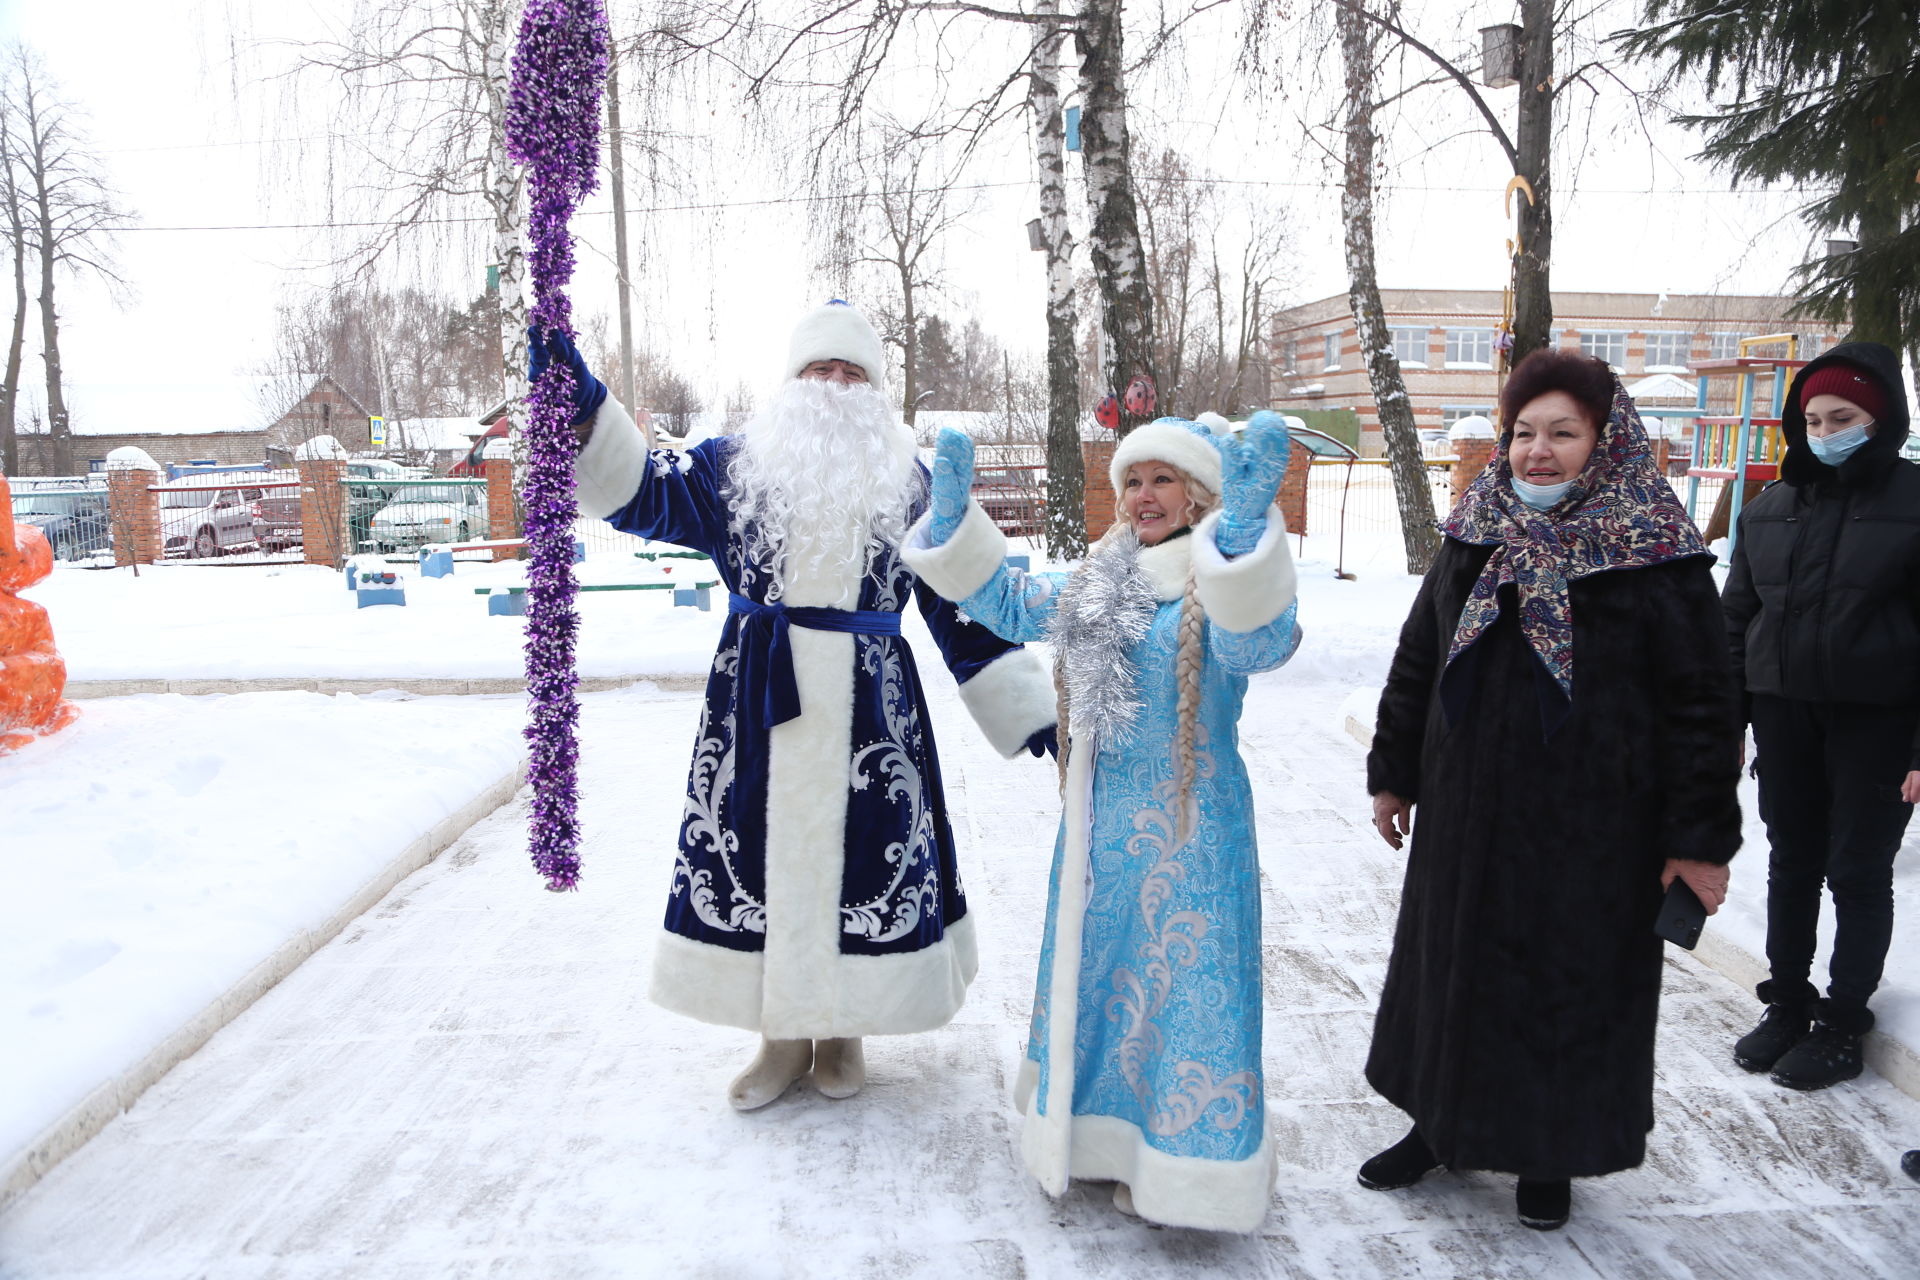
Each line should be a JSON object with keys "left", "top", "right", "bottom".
{"left": 0, "top": 97, "right": 28, "bottom": 475}
{"left": 1029, "top": 0, "right": 1084, "bottom": 558}
{"left": 1338, "top": 0, "right": 1438, "bottom": 573}
{"left": 1, "top": 48, "right": 129, "bottom": 478}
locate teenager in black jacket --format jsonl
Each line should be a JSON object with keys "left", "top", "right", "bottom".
{"left": 1723, "top": 340, "right": 1918, "bottom": 1090}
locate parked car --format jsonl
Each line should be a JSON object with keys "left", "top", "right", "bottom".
{"left": 251, "top": 488, "right": 304, "bottom": 552}
{"left": 344, "top": 459, "right": 413, "bottom": 553}
{"left": 366, "top": 483, "right": 488, "bottom": 552}
{"left": 10, "top": 488, "right": 110, "bottom": 560}
{"left": 159, "top": 485, "right": 267, "bottom": 558}
{"left": 971, "top": 467, "right": 1045, "bottom": 537}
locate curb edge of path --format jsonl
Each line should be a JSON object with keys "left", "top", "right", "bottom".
{"left": 0, "top": 756, "right": 533, "bottom": 1213}
{"left": 1341, "top": 710, "right": 1920, "bottom": 1104}
{"left": 65, "top": 674, "right": 709, "bottom": 699}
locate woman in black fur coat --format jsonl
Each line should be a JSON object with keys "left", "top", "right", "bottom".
{"left": 1359, "top": 350, "right": 1743, "bottom": 1231}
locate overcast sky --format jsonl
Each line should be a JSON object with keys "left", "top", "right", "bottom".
{"left": 0, "top": 0, "right": 1835, "bottom": 425}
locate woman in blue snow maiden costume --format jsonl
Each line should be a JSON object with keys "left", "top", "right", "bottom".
{"left": 903, "top": 412, "right": 1302, "bottom": 1232}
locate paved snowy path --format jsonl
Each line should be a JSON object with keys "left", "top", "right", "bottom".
{"left": 4, "top": 677, "right": 1918, "bottom": 1278}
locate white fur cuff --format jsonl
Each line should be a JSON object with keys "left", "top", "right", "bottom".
{"left": 574, "top": 398, "right": 652, "bottom": 519}
{"left": 902, "top": 501, "right": 1008, "bottom": 603}
{"left": 958, "top": 647, "right": 1058, "bottom": 758}
{"left": 1192, "top": 506, "right": 1297, "bottom": 633}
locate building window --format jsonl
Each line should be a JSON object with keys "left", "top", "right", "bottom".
{"left": 1441, "top": 405, "right": 1495, "bottom": 428}
{"left": 1444, "top": 328, "right": 1494, "bottom": 368}
{"left": 1324, "top": 331, "right": 1341, "bottom": 370}
{"left": 1390, "top": 326, "right": 1429, "bottom": 367}
{"left": 1643, "top": 331, "right": 1693, "bottom": 371}
{"left": 1580, "top": 330, "right": 1628, "bottom": 367}
{"left": 1709, "top": 332, "right": 1745, "bottom": 361}
{"left": 1283, "top": 337, "right": 1300, "bottom": 371}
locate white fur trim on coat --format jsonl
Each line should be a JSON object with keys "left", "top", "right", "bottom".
{"left": 573, "top": 398, "right": 653, "bottom": 519}
{"left": 957, "top": 646, "right": 1057, "bottom": 758}
{"left": 1192, "top": 507, "right": 1297, "bottom": 633}
{"left": 1110, "top": 419, "right": 1224, "bottom": 496}
{"left": 1012, "top": 1072, "right": 1275, "bottom": 1234}
{"left": 901, "top": 501, "right": 1007, "bottom": 602}
{"left": 788, "top": 301, "right": 890, "bottom": 393}
{"left": 1137, "top": 531, "right": 1193, "bottom": 602}
{"left": 650, "top": 915, "right": 978, "bottom": 1037}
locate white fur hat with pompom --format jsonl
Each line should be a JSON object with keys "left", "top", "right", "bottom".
{"left": 1109, "top": 413, "right": 1231, "bottom": 496}
{"left": 788, "top": 300, "right": 890, "bottom": 392}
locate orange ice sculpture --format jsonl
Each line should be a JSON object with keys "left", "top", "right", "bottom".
{"left": 0, "top": 473, "right": 79, "bottom": 754}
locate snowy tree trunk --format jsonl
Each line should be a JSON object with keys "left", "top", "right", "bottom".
{"left": 31, "top": 171, "right": 70, "bottom": 476}
{"left": 1508, "top": 0, "right": 1554, "bottom": 369}
{"left": 484, "top": 0, "right": 529, "bottom": 455}
{"left": 1032, "top": 0, "right": 1085, "bottom": 560}
{"left": 1077, "top": 0, "right": 1155, "bottom": 437}
{"left": 1340, "top": 0, "right": 1438, "bottom": 574}
{"left": 0, "top": 162, "right": 26, "bottom": 476}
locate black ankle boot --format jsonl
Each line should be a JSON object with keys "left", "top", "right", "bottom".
{"left": 1357, "top": 1127, "right": 1442, "bottom": 1191}
{"left": 1902, "top": 1150, "right": 1919, "bottom": 1183}
{"left": 1516, "top": 1178, "right": 1570, "bottom": 1231}
{"left": 1733, "top": 981, "right": 1814, "bottom": 1072}
{"left": 1769, "top": 999, "right": 1873, "bottom": 1091}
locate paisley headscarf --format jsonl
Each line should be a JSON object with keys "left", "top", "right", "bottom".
{"left": 1441, "top": 379, "right": 1709, "bottom": 708}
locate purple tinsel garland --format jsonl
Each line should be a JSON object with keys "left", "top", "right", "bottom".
{"left": 505, "top": 0, "right": 608, "bottom": 891}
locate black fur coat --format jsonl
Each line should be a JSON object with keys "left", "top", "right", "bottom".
{"left": 1364, "top": 538, "right": 1742, "bottom": 1179}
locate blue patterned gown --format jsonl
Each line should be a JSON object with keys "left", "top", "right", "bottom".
{"left": 574, "top": 403, "right": 1057, "bottom": 1040}
{"left": 904, "top": 503, "right": 1300, "bottom": 1232}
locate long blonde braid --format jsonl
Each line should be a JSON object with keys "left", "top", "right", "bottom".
{"left": 1169, "top": 561, "right": 1207, "bottom": 850}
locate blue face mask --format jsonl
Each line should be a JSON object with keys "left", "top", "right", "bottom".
{"left": 1806, "top": 421, "right": 1873, "bottom": 466}
{"left": 1511, "top": 475, "right": 1575, "bottom": 511}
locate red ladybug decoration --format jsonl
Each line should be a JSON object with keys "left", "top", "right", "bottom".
{"left": 1123, "top": 374, "right": 1157, "bottom": 417}
{"left": 1095, "top": 395, "right": 1121, "bottom": 431}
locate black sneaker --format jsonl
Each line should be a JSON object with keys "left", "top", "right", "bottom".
{"left": 1357, "top": 1128, "right": 1442, "bottom": 1191}
{"left": 1769, "top": 1001, "right": 1872, "bottom": 1091}
{"left": 1733, "top": 1003, "right": 1811, "bottom": 1072}
{"left": 1516, "top": 1178, "right": 1570, "bottom": 1231}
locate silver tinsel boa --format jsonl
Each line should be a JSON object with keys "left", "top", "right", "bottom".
{"left": 1045, "top": 529, "right": 1161, "bottom": 746}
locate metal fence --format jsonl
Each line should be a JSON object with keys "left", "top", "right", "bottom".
{"left": 152, "top": 474, "right": 305, "bottom": 566}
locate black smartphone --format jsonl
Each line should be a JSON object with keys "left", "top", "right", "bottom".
{"left": 1654, "top": 877, "right": 1708, "bottom": 950}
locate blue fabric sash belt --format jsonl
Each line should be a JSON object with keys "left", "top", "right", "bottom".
{"left": 729, "top": 593, "right": 902, "bottom": 727}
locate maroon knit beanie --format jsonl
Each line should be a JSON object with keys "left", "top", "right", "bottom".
{"left": 1799, "top": 362, "right": 1890, "bottom": 420}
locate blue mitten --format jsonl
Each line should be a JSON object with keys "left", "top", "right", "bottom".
{"left": 527, "top": 325, "right": 609, "bottom": 426}
{"left": 1216, "top": 411, "right": 1292, "bottom": 556}
{"left": 929, "top": 427, "right": 976, "bottom": 546}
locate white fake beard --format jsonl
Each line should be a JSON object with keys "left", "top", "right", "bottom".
{"left": 725, "top": 377, "right": 919, "bottom": 605}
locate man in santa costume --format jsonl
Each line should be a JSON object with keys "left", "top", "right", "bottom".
{"left": 543, "top": 300, "right": 1055, "bottom": 1109}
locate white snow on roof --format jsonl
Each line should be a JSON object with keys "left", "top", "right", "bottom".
{"left": 389, "top": 418, "right": 484, "bottom": 451}
{"left": 1626, "top": 372, "right": 1697, "bottom": 403}
{"left": 293, "top": 435, "right": 347, "bottom": 461}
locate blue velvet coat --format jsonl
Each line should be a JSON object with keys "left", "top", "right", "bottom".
{"left": 578, "top": 412, "right": 1055, "bottom": 1039}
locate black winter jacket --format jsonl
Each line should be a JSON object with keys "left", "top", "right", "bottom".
{"left": 1723, "top": 342, "right": 1920, "bottom": 758}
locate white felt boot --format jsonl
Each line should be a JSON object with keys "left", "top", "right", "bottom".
{"left": 810, "top": 1037, "right": 866, "bottom": 1099}
{"left": 1112, "top": 1182, "right": 1138, "bottom": 1217}
{"left": 727, "top": 1038, "right": 812, "bottom": 1112}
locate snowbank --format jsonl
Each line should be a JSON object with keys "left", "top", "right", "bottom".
{"left": 0, "top": 690, "right": 526, "bottom": 1169}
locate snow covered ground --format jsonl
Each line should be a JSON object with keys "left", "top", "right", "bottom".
{"left": 3, "top": 678, "right": 1917, "bottom": 1278}
{"left": 3, "top": 530, "right": 1919, "bottom": 1276}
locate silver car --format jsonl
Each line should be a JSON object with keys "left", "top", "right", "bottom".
{"left": 159, "top": 485, "right": 265, "bottom": 558}
{"left": 366, "top": 483, "right": 488, "bottom": 552}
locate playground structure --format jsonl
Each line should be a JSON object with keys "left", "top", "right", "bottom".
{"left": 0, "top": 473, "right": 80, "bottom": 754}
{"left": 1639, "top": 334, "right": 1810, "bottom": 562}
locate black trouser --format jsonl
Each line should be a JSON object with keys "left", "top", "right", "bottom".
{"left": 1750, "top": 694, "right": 1917, "bottom": 1010}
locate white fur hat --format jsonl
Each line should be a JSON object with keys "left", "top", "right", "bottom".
{"left": 1110, "top": 415, "right": 1230, "bottom": 496}
{"left": 788, "top": 300, "right": 889, "bottom": 391}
